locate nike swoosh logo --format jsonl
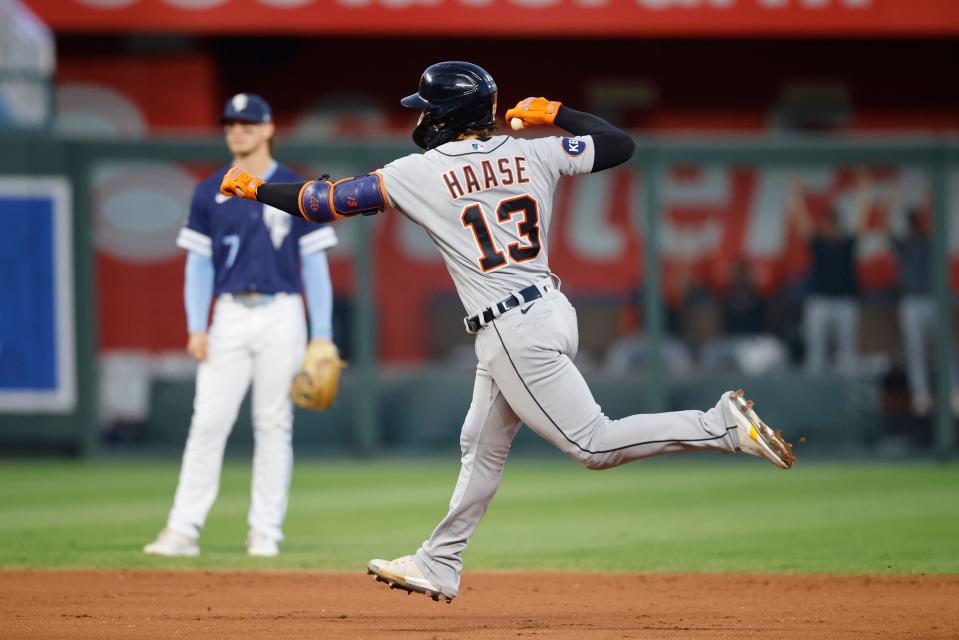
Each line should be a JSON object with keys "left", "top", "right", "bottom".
{"left": 520, "top": 303, "right": 536, "bottom": 315}
{"left": 215, "top": 193, "right": 232, "bottom": 204}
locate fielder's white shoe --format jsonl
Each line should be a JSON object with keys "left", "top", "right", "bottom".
{"left": 725, "top": 389, "right": 795, "bottom": 470}
{"left": 143, "top": 528, "right": 200, "bottom": 557}
{"left": 367, "top": 555, "right": 451, "bottom": 603}
{"left": 247, "top": 531, "right": 279, "bottom": 557}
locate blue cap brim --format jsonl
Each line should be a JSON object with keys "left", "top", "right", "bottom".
{"left": 400, "top": 93, "right": 430, "bottom": 109}
{"left": 219, "top": 114, "right": 265, "bottom": 124}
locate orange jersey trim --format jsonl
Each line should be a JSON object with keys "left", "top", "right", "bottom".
{"left": 297, "top": 181, "right": 314, "bottom": 220}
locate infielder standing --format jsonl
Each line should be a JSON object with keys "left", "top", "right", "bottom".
{"left": 145, "top": 93, "right": 338, "bottom": 558}
{"left": 221, "top": 62, "right": 794, "bottom": 596}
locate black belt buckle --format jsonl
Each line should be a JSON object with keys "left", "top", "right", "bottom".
{"left": 464, "top": 282, "right": 548, "bottom": 334}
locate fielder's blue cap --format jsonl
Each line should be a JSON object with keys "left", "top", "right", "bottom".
{"left": 220, "top": 93, "right": 272, "bottom": 124}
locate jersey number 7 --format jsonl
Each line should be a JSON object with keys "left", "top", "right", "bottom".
{"left": 461, "top": 195, "right": 541, "bottom": 272}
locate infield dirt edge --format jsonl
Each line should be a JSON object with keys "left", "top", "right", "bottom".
{"left": 3, "top": 569, "right": 958, "bottom": 639}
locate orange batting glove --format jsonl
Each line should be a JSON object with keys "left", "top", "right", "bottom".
{"left": 220, "top": 167, "right": 264, "bottom": 201}
{"left": 504, "top": 97, "right": 562, "bottom": 127}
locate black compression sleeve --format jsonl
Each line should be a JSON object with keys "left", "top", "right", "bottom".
{"left": 553, "top": 106, "right": 636, "bottom": 172}
{"left": 256, "top": 182, "right": 308, "bottom": 219}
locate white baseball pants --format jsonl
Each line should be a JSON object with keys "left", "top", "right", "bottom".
{"left": 898, "top": 295, "right": 959, "bottom": 402}
{"left": 166, "top": 294, "right": 306, "bottom": 543}
{"left": 415, "top": 288, "right": 741, "bottom": 598}
{"left": 803, "top": 296, "right": 859, "bottom": 375}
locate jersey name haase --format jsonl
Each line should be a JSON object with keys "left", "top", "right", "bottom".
{"left": 442, "top": 156, "right": 530, "bottom": 200}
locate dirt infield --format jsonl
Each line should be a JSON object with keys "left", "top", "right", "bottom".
{"left": 2, "top": 571, "right": 957, "bottom": 639}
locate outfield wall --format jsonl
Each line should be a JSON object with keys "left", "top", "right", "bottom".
{"left": 142, "top": 370, "right": 881, "bottom": 458}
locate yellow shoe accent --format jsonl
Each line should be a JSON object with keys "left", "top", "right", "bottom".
{"left": 729, "top": 389, "right": 795, "bottom": 470}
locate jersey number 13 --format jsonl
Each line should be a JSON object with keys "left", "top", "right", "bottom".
{"left": 461, "top": 195, "right": 541, "bottom": 272}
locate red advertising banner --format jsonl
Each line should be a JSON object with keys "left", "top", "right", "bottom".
{"left": 24, "top": 0, "right": 959, "bottom": 36}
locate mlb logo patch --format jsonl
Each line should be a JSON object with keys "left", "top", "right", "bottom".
{"left": 562, "top": 137, "right": 586, "bottom": 157}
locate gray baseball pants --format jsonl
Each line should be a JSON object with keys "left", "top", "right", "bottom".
{"left": 414, "top": 288, "right": 741, "bottom": 598}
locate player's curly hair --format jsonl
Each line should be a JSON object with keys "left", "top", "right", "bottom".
{"left": 456, "top": 124, "right": 498, "bottom": 140}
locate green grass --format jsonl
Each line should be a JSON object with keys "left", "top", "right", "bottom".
{"left": 0, "top": 459, "right": 957, "bottom": 574}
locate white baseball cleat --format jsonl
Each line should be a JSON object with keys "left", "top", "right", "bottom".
{"left": 726, "top": 389, "right": 795, "bottom": 470}
{"left": 367, "top": 555, "right": 451, "bottom": 603}
{"left": 247, "top": 531, "right": 279, "bottom": 557}
{"left": 143, "top": 528, "right": 200, "bottom": 557}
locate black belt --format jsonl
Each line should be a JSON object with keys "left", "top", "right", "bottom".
{"left": 464, "top": 283, "right": 546, "bottom": 334}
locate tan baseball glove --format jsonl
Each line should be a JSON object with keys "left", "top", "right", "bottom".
{"left": 291, "top": 340, "right": 347, "bottom": 411}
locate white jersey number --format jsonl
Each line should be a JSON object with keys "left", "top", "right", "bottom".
{"left": 223, "top": 234, "right": 240, "bottom": 269}
{"left": 460, "top": 195, "right": 541, "bottom": 272}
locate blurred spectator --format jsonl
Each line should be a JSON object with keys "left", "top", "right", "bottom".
{"left": 700, "top": 260, "right": 789, "bottom": 375}
{"left": 789, "top": 175, "right": 870, "bottom": 374}
{"left": 722, "top": 260, "right": 766, "bottom": 335}
{"left": 880, "top": 191, "right": 959, "bottom": 416}
{"left": 669, "top": 262, "right": 723, "bottom": 357}
{"left": 604, "top": 290, "right": 694, "bottom": 377}
{"left": 604, "top": 334, "right": 695, "bottom": 377}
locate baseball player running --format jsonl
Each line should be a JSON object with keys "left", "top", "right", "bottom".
{"left": 144, "top": 93, "right": 339, "bottom": 558}
{"left": 220, "top": 62, "right": 794, "bottom": 596}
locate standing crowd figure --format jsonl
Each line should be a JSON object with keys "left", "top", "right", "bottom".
{"left": 878, "top": 183, "right": 959, "bottom": 416}
{"left": 790, "top": 169, "right": 958, "bottom": 416}
{"left": 788, "top": 176, "right": 870, "bottom": 375}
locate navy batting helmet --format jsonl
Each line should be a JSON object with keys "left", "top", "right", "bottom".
{"left": 401, "top": 61, "right": 498, "bottom": 150}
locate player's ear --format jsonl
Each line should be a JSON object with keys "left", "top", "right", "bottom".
{"left": 261, "top": 122, "right": 276, "bottom": 140}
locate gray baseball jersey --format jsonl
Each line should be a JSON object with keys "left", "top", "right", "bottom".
{"left": 374, "top": 133, "right": 743, "bottom": 601}
{"left": 378, "top": 134, "right": 594, "bottom": 315}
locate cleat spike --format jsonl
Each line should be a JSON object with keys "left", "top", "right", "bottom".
{"left": 726, "top": 388, "right": 796, "bottom": 470}
{"left": 364, "top": 555, "right": 447, "bottom": 602}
